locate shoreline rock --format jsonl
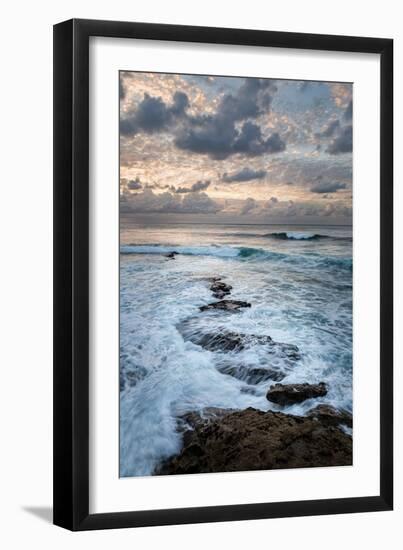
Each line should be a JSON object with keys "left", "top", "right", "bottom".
{"left": 307, "top": 404, "right": 352, "bottom": 428}
{"left": 266, "top": 382, "right": 327, "bottom": 405}
{"left": 157, "top": 407, "right": 352, "bottom": 475}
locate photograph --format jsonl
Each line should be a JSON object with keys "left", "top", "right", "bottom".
{"left": 119, "top": 71, "right": 354, "bottom": 478}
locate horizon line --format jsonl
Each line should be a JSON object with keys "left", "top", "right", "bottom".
{"left": 120, "top": 220, "right": 352, "bottom": 227}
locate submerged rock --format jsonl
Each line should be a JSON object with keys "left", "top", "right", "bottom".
{"left": 307, "top": 404, "right": 352, "bottom": 428}
{"left": 190, "top": 330, "right": 244, "bottom": 351}
{"left": 157, "top": 407, "right": 352, "bottom": 475}
{"left": 266, "top": 382, "right": 327, "bottom": 405}
{"left": 218, "top": 363, "right": 286, "bottom": 383}
{"left": 180, "top": 325, "right": 301, "bottom": 360}
{"left": 178, "top": 319, "right": 301, "bottom": 362}
{"left": 199, "top": 299, "right": 251, "bottom": 312}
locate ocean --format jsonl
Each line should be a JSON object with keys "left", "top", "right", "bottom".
{"left": 119, "top": 223, "right": 353, "bottom": 477}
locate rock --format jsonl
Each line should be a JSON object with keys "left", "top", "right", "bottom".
{"left": 307, "top": 404, "right": 352, "bottom": 428}
{"left": 165, "top": 251, "right": 178, "bottom": 259}
{"left": 157, "top": 407, "right": 352, "bottom": 475}
{"left": 212, "top": 290, "right": 227, "bottom": 299}
{"left": 218, "top": 363, "right": 286, "bottom": 383}
{"left": 178, "top": 319, "right": 301, "bottom": 362}
{"left": 210, "top": 281, "right": 232, "bottom": 299}
{"left": 266, "top": 382, "right": 327, "bottom": 405}
{"left": 192, "top": 330, "right": 244, "bottom": 351}
{"left": 199, "top": 299, "right": 251, "bottom": 312}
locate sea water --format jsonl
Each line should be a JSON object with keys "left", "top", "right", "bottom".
{"left": 119, "top": 223, "right": 352, "bottom": 477}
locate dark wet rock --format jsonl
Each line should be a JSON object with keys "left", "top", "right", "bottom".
{"left": 165, "top": 251, "right": 178, "bottom": 259}
{"left": 192, "top": 330, "right": 244, "bottom": 351}
{"left": 212, "top": 290, "right": 227, "bottom": 299}
{"left": 218, "top": 363, "right": 286, "bottom": 383}
{"left": 178, "top": 319, "right": 301, "bottom": 363}
{"left": 210, "top": 281, "right": 232, "bottom": 299}
{"left": 266, "top": 382, "right": 327, "bottom": 405}
{"left": 157, "top": 407, "right": 352, "bottom": 475}
{"left": 179, "top": 407, "right": 231, "bottom": 431}
{"left": 200, "top": 299, "right": 251, "bottom": 312}
{"left": 307, "top": 404, "right": 352, "bottom": 428}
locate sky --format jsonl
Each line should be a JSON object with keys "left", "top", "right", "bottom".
{"left": 120, "top": 71, "right": 352, "bottom": 225}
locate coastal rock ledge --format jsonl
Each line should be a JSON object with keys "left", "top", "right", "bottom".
{"left": 266, "top": 382, "right": 327, "bottom": 405}
{"left": 157, "top": 407, "right": 352, "bottom": 475}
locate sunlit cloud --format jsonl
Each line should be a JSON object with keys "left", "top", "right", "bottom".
{"left": 120, "top": 72, "right": 352, "bottom": 224}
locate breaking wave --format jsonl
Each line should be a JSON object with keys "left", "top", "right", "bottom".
{"left": 120, "top": 244, "right": 352, "bottom": 270}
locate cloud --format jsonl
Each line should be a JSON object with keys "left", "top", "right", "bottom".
{"left": 174, "top": 180, "right": 211, "bottom": 193}
{"left": 310, "top": 181, "right": 347, "bottom": 193}
{"left": 127, "top": 177, "right": 143, "bottom": 190}
{"left": 176, "top": 121, "right": 285, "bottom": 160}
{"left": 258, "top": 197, "right": 351, "bottom": 219}
{"left": 217, "top": 78, "right": 276, "bottom": 122}
{"left": 119, "top": 74, "right": 126, "bottom": 100}
{"left": 330, "top": 83, "right": 352, "bottom": 108}
{"left": 240, "top": 197, "right": 257, "bottom": 215}
{"left": 222, "top": 167, "right": 267, "bottom": 183}
{"left": 344, "top": 100, "right": 352, "bottom": 121}
{"left": 121, "top": 76, "right": 286, "bottom": 159}
{"left": 120, "top": 188, "right": 222, "bottom": 214}
{"left": 327, "top": 125, "right": 352, "bottom": 154}
{"left": 314, "top": 101, "right": 352, "bottom": 154}
{"left": 181, "top": 191, "right": 221, "bottom": 213}
{"left": 315, "top": 119, "right": 340, "bottom": 139}
{"left": 120, "top": 91, "right": 189, "bottom": 135}
{"left": 175, "top": 78, "right": 285, "bottom": 159}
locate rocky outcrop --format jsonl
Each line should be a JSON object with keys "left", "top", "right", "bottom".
{"left": 157, "top": 407, "right": 352, "bottom": 475}
{"left": 266, "top": 382, "right": 327, "bottom": 405}
{"left": 210, "top": 280, "right": 233, "bottom": 299}
{"left": 199, "top": 299, "right": 251, "bottom": 312}
{"left": 178, "top": 322, "right": 301, "bottom": 362}
{"left": 218, "top": 363, "right": 286, "bottom": 383}
{"left": 307, "top": 404, "right": 352, "bottom": 428}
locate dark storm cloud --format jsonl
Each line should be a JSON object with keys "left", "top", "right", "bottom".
{"left": 327, "top": 125, "right": 353, "bottom": 154}
{"left": 174, "top": 180, "right": 211, "bottom": 193}
{"left": 121, "top": 76, "right": 286, "bottom": 160}
{"left": 120, "top": 91, "right": 189, "bottom": 135}
{"left": 217, "top": 78, "right": 276, "bottom": 122}
{"left": 175, "top": 79, "right": 285, "bottom": 159}
{"left": 176, "top": 122, "right": 285, "bottom": 160}
{"left": 222, "top": 167, "right": 267, "bottom": 182}
{"left": 310, "top": 181, "right": 347, "bottom": 193}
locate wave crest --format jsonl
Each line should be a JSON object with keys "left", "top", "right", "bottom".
{"left": 120, "top": 244, "right": 352, "bottom": 271}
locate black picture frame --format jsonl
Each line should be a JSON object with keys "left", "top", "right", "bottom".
{"left": 53, "top": 18, "right": 393, "bottom": 531}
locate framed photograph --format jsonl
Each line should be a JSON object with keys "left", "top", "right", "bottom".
{"left": 53, "top": 19, "right": 393, "bottom": 530}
